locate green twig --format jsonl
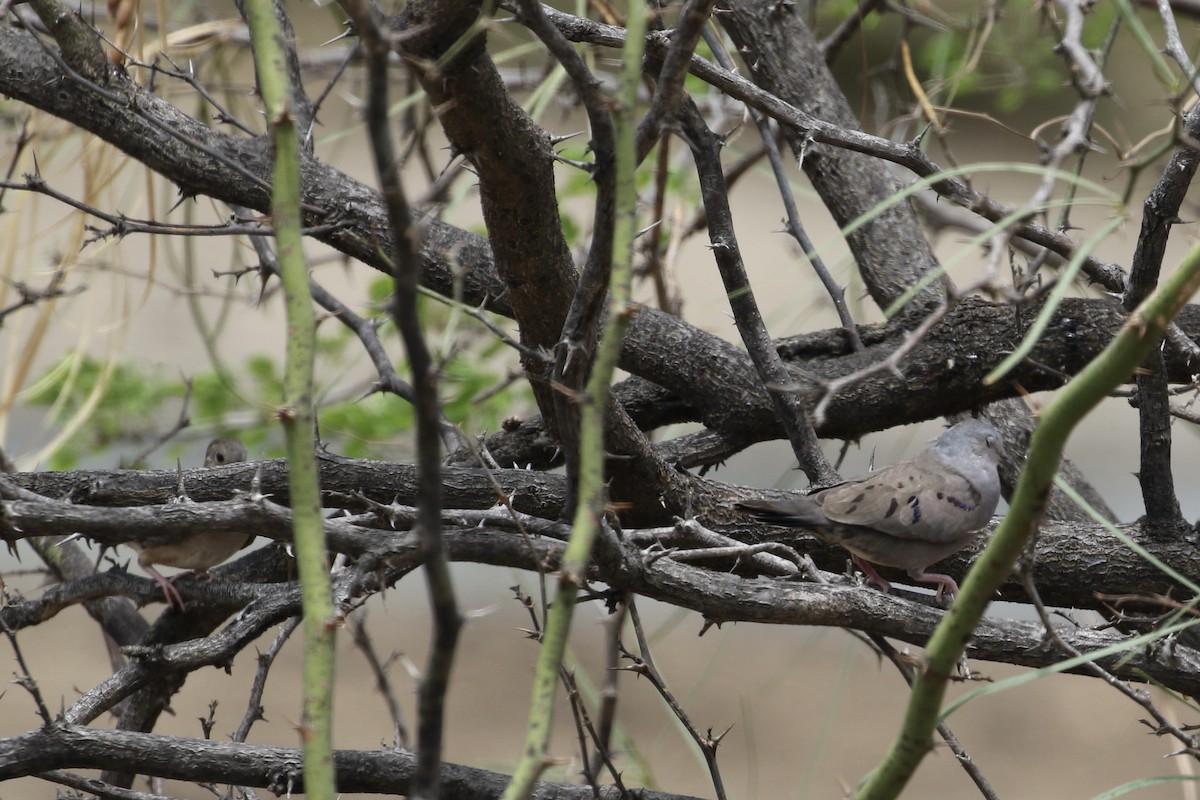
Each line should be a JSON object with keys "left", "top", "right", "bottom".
{"left": 242, "top": 3, "right": 335, "bottom": 799}
{"left": 984, "top": 215, "right": 1123, "bottom": 385}
{"left": 499, "top": 1, "right": 645, "bottom": 797}
{"left": 859, "top": 241, "right": 1200, "bottom": 799}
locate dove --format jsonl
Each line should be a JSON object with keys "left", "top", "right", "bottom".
{"left": 129, "top": 438, "right": 255, "bottom": 610}
{"left": 737, "top": 419, "right": 1004, "bottom": 600}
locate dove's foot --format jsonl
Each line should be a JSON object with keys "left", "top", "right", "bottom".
{"left": 910, "top": 570, "right": 960, "bottom": 602}
{"left": 143, "top": 564, "right": 187, "bottom": 610}
{"left": 851, "top": 555, "right": 892, "bottom": 594}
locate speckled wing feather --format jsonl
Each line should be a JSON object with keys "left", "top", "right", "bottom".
{"left": 736, "top": 420, "right": 1004, "bottom": 599}
{"left": 815, "top": 450, "right": 989, "bottom": 544}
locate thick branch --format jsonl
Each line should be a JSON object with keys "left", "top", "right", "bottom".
{"left": 0, "top": 724, "right": 704, "bottom": 799}
{"left": 473, "top": 296, "right": 1200, "bottom": 470}
{"left": 396, "top": 0, "right": 576, "bottom": 427}
{"left": 4, "top": 469, "right": 1200, "bottom": 620}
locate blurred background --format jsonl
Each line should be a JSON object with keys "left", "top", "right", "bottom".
{"left": 2, "top": 2, "right": 1200, "bottom": 798}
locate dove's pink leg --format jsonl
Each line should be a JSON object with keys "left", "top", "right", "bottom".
{"left": 850, "top": 555, "right": 892, "bottom": 593}
{"left": 142, "top": 563, "right": 186, "bottom": 610}
{"left": 910, "top": 571, "right": 960, "bottom": 602}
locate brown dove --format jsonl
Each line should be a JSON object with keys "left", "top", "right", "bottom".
{"left": 737, "top": 419, "right": 1004, "bottom": 600}
{"left": 129, "top": 437, "right": 254, "bottom": 609}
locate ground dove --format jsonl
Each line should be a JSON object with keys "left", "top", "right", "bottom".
{"left": 129, "top": 437, "right": 254, "bottom": 610}
{"left": 737, "top": 419, "right": 1004, "bottom": 600}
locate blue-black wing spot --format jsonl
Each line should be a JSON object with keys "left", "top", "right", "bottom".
{"left": 907, "top": 495, "right": 921, "bottom": 523}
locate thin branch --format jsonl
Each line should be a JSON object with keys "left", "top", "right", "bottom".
{"left": 337, "top": 5, "right": 461, "bottom": 797}
{"left": 811, "top": 295, "right": 957, "bottom": 427}
{"left": 589, "top": 597, "right": 628, "bottom": 778}
{"left": 0, "top": 174, "right": 346, "bottom": 243}
{"left": 820, "top": 0, "right": 887, "bottom": 61}
{"left": 1122, "top": 92, "right": 1200, "bottom": 528}
{"left": 233, "top": 617, "right": 302, "bottom": 743}
{"left": 676, "top": 99, "right": 837, "bottom": 484}
{"left": 626, "top": 598, "right": 729, "bottom": 800}
{"left": 348, "top": 615, "right": 411, "bottom": 749}
{"left": 0, "top": 265, "right": 79, "bottom": 328}
{"left": 1053, "top": 0, "right": 1110, "bottom": 99}
{"left": 37, "top": 769, "right": 169, "bottom": 800}
{"left": 634, "top": 0, "right": 717, "bottom": 159}
{"left": 1, "top": 617, "right": 53, "bottom": 724}
{"left": 702, "top": 27, "right": 862, "bottom": 351}
{"left": 235, "top": 210, "right": 465, "bottom": 452}
{"left": 1154, "top": 0, "right": 1200, "bottom": 97}
{"left": 1019, "top": 569, "right": 1200, "bottom": 755}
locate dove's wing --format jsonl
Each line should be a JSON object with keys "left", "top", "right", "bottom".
{"left": 817, "top": 450, "right": 991, "bottom": 543}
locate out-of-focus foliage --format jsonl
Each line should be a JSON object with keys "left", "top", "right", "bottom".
{"left": 26, "top": 274, "right": 530, "bottom": 467}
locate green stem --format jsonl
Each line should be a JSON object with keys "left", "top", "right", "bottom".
{"left": 500, "top": 2, "right": 645, "bottom": 797}
{"left": 859, "top": 240, "right": 1200, "bottom": 798}
{"left": 242, "top": 3, "right": 334, "bottom": 799}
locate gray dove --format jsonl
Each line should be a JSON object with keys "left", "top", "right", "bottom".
{"left": 129, "top": 438, "right": 254, "bottom": 610}
{"left": 737, "top": 419, "right": 1004, "bottom": 600}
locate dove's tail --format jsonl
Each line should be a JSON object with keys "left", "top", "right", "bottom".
{"left": 736, "top": 497, "right": 828, "bottom": 528}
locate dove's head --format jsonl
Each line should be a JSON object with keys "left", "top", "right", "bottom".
{"left": 205, "top": 438, "right": 248, "bottom": 468}
{"left": 933, "top": 419, "right": 1004, "bottom": 466}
